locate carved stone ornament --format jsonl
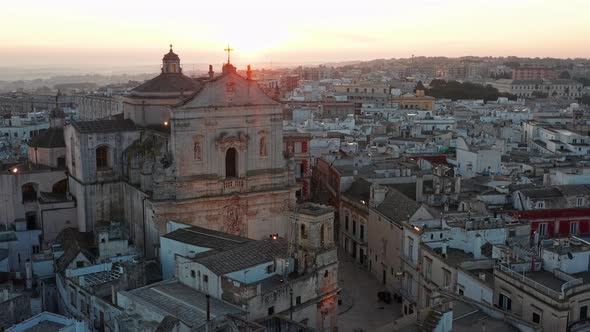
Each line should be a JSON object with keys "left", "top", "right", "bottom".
{"left": 215, "top": 132, "right": 248, "bottom": 151}
{"left": 223, "top": 196, "right": 247, "bottom": 236}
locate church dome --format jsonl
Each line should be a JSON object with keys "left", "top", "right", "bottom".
{"left": 129, "top": 46, "right": 200, "bottom": 96}
{"left": 130, "top": 73, "right": 200, "bottom": 94}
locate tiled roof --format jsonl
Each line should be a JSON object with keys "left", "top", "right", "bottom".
{"left": 342, "top": 178, "right": 371, "bottom": 203}
{"left": 375, "top": 188, "right": 419, "bottom": 224}
{"left": 193, "top": 238, "right": 288, "bottom": 275}
{"left": 131, "top": 73, "right": 200, "bottom": 94}
{"left": 162, "top": 226, "right": 251, "bottom": 250}
{"left": 518, "top": 187, "right": 563, "bottom": 199}
{"left": 70, "top": 119, "right": 136, "bottom": 134}
{"left": 54, "top": 228, "right": 95, "bottom": 272}
{"left": 29, "top": 128, "right": 65, "bottom": 148}
{"left": 128, "top": 280, "right": 243, "bottom": 328}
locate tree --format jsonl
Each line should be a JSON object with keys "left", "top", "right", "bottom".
{"left": 574, "top": 77, "right": 590, "bottom": 86}
{"left": 503, "top": 61, "right": 521, "bottom": 69}
{"left": 414, "top": 81, "right": 425, "bottom": 92}
{"left": 425, "top": 79, "right": 516, "bottom": 102}
{"left": 559, "top": 71, "right": 571, "bottom": 79}
{"left": 532, "top": 91, "right": 549, "bottom": 99}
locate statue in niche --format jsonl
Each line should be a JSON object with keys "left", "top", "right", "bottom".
{"left": 259, "top": 136, "right": 267, "bottom": 156}
{"left": 193, "top": 140, "right": 201, "bottom": 161}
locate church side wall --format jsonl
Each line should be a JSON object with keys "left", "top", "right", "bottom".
{"left": 68, "top": 177, "right": 124, "bottom": 232}
{"left": 122, "top": 182, "right": 148, "bottom": 256}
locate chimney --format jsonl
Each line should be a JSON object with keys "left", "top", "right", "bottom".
{"left": 474, "top": 234, "right": 482, "bottom": 259}
{"left": 479, "top": 272, "right": 486, "bottom": 282}
{"left": 416, "top": 174, "right": 424, "bottom": 202}
{"left": 543, "top": 172, "right": 550, "bottom": 186}
{"left": 442, "top": 239, "right": 448, "bottom": 257}
{"left": 370, "top": 184, "right": 387, "bottom": 207}
{"left": 111, "top": 285, "right": 118, "bottom": 306}
{"left": 25, "top": 259, "right": 32, "bottom": 289}
{"left": 208, "top": 65, "right": 214, "bottom": 78}
{"left": 247, "top": 64, "right": 252, "bottom": 80}
{"left": 206, "top": 294, "right": 211, "bottom": 321}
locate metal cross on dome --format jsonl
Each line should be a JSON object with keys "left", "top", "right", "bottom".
{"left": 224, "top": 44, "right": 234, "bottom": 64}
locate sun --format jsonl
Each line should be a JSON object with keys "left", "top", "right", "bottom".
{"left": 211, "top": 18, "right": 292, "bottom": 61}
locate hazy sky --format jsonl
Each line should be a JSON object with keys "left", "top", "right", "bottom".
{"left": 1, "top": 0, "right": 589, "bottom": 70}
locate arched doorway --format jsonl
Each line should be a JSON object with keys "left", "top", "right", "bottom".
{"left": 225, "top": 148, "right": 237, "bottom": 178}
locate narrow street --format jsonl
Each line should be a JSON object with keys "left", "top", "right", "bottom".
{"left": 337, "top": 249, "right": 402, "bottom": 332}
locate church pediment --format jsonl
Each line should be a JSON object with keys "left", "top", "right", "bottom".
{"left": 175, "top": 71, "right": 280, "bottom": 109}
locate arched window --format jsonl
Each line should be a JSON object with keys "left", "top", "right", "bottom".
{"left": 96, "top": 146, "right": 110, "bottom": 169}
{"left": 225, "top": 148, "right": 237, "bottom": 178}
{"left": 300, "top": 224, "right": 308, "bottom": 239}
{"left": 22, "top": 183, "right": 37, "bottom": 202}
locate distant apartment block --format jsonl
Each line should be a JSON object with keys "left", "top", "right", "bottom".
{"left": 512, "top": 67, "right": 557, "bottom": 80}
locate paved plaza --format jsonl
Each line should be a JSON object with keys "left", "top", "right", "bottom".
{"left": 337, "top": 249, "right": 402, "bottom": 332}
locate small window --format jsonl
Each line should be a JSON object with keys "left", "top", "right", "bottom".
{"left": 571, "top": 222, "right": 579, "bottom": 235}
{"left": 76, "top": 261, "right": 84, "bottom": 268}
{"left": 535, "top": 201, "right": 545, "bottom": 209}
{"left": 577, "top": 197, "right": 584, "bottom": 207}
{"left": 296, "top": 296, "right": 301, "bottom": 305}
{"left": 266, "top": 264, "right": 275, "bottom": 273}
{"left": 324, "top": 270, "right": 329, "bottom": 278}
{"left": 532, "top": 312, "right": 541, "bottom": 324}
{"left": 539, "top": 223, "right": 547, "bottom": 236}
{"left": 191, "top": 270, "right": 196, "bottom": 278}
{"left": 203, "top": 274, "right": 208, "bottom": 283}
{"left": 268, "top": 306, "right": 275, "bottom": 316}
{"left": 96, "top": 146, "right": 110, "bottom": 169}
{"left": 581, "top": 305, "right": 588, "bottom": 320}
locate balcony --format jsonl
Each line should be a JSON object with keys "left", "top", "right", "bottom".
{"left": 223, "top": 178, "right": 244, "bottom": 194}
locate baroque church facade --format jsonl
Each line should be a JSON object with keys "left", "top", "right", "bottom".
{"left": 65, "top": 47, "right": 298, "bottom": 258}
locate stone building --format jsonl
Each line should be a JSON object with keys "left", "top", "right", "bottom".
{"left": 0, "top": 287, "right": 31, "bottom": 330}
{"left": 151, "top": 202, "right": 338, "bottom": 331}
{"left": 0, "top": 101, "right": 75, "bottom": 252}
{"left": 339, "top": 178, "right": 371, "bottom": 266}
{"left": 63, "top": 48, "right": 298, "bottom": 259}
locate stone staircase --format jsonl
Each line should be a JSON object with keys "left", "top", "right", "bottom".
{"left": 419, "top": 309, "right": 442, "bottom": 332}
{"left": 31, "top": 297, "right": 42, "bottom": 315}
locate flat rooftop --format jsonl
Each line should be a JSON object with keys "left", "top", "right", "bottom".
{"left": 19, "top": 321, "right": 65, "bottom": 332}
{"left": 432, "top": 247, "right": 476, "bottom": 266}
{"left": 524, "top": 270, "right": 565, "bottom": 292}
